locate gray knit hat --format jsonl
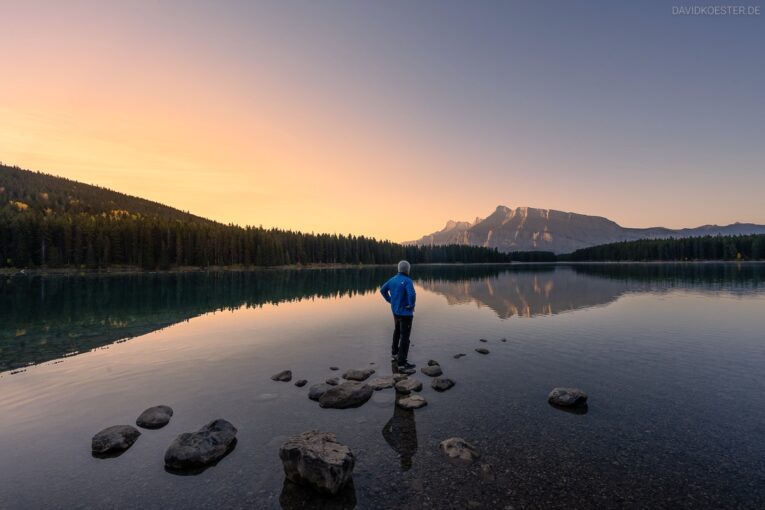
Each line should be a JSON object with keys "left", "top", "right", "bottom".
{"left": 397, "top": 260, "right": 411, "bottom": 274}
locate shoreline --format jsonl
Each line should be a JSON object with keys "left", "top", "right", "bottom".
{"left": 1, "top": 260, "right": 763, "bottom": 277}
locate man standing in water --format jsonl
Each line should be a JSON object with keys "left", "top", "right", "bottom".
{"left": 380, "top": 260, "right": 417, "bottom": 369}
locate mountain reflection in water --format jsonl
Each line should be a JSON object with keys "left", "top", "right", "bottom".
{"left": 2, "top": 263, "right": 763, "bottom": 372}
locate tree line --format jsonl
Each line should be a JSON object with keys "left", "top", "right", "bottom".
{"left": 563, "top": 234, "right": 765, "bottom": 261}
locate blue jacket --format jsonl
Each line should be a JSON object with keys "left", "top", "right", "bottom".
{"left": 380, "top": 273, "right": 416, "bottom": 316}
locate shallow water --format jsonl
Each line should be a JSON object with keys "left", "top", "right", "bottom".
{"left": 1, "top": 264, "right": 764, "bottom": 509}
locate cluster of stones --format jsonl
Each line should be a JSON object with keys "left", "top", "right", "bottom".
{"left": 92, "top": 405, "right": 238, "bottom": 472}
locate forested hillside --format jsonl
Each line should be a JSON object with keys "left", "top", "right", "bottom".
{"left": 0, "top": 164, "right": 511, "bottom": 268}
{"left": 564, "top": 234, "right": 765, "bottom": 261}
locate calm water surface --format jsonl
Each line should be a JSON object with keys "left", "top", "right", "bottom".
{"left": 1, "top": 264, "right": 764, "bottom": 509}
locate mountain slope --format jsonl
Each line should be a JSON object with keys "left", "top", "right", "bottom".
{"left": 0, "top": 163, "right": 212, "bottom": 223}
{"left": 409, "top": 205, "right": 765, "bottom": 254}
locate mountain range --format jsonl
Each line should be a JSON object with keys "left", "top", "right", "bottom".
{"left": 408, "top": 205, "right": 765, "bottom": 254}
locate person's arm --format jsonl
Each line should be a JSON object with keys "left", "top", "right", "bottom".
{"left": 380, "top": 280, "right": 392, "bottom": 303}
{"left": 405, "top": 278, "right": 416, "bottom": 310}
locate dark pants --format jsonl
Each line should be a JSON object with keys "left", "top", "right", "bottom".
{"left": 391, "top": 314, "right": 413, "bottom": 364}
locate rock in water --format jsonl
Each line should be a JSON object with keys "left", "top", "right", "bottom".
{"left": 92, "top": 425, "right": 141, "bottom": 454}
{"left": 164, "top": 419, "right": 237, "bottom": 470}
{"left": 136, "top": 405, "right": 174, "bottom": 429}
{"left": 295, "top": 379, "right": 308, "bottom": 387}
{"left": 475, "top": 348, "right": 490, "bottom": 355}
{"left": 500, "top": 338, "right": 507, "bottom": 342}
{"left": 308, "top": 383, "right": 333, "bottom": 401}
{"left": 368, "top": 376, "right": 395, "bottom": 390}
{"left": 329, "top": 366, "right": 339, "bottom": 371}
{"left": 421, "top": 365, "right": 443, "bottom": 377}
{"left": 479, "top": 338, "right": 488, "bottom": 343}
{"left": 319, "top": 382, "right": 373, "bottom": 409}
{"left": 439, "top": 437, "right": 480, "bottom": 462}
{"left": 431, "top": 378, "right": 456, "bottom": 392}
{"left": 548, "top": 387, "right": 588, "bottom": 407}
{"left": 394, "top": 378, "right": 423, "bottom": 394}
{"left": 453, "top": 353, "right": 466, "bottom": 359}
{"left": 427, "top": 359, "right": 440, "bottom": 366}
{"left": 392, "top": 373, "right": 408, "bottom": 382}
{"left": 325, "top": 377, "right": 340, "bottom": 386}
{"left": 279, "top": 431, "right": 355, "bottom": 495}
{"left": 272, "top": 370, "right": 293, "bottom": 382}
{"left": 341, "top": 368, "right": 375, "bottom": 381}
{"left": 398, "top": 367, "right": 416, "bottom": 375}
{"left": 397, "top": 395, "right": 427, "bottom": 410}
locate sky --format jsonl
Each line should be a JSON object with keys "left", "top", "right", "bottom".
{"left": 1, "top": 1, "right": 763, "bottom": 242}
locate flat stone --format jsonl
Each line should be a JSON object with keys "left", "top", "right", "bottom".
{"left": 164, "top": 419, "right": 237, "bottom": 470}
{"left": 421, "top": 365, "right": 443, "bottom": 377}
{"left": 92, "top": 425, "right": 141, "bottom": 454}
{"left": 326, "top": 377, "right": 340, "bottom": 386}
{"left": 294, "top": 379, "right": 308, "bottom": 387}
{"left": 394, "top": 378, "right": 422, "bottom": 394}
{"left": 431, "top": 377, "right": 456, "bottom": 392}
{"left": 548, "top": 387, "right": 588, "bottom": 407}
{"left": 341, "top": 368, "right": 375, "bottom": 381}
{"left": 397, "top": 394, "right": 427, "bottom": 410}
{"left": 440, "top": 437, "right": 480, "bottom": 462}
{"left": 398, "top": 367, "right": 416, "bottom": 375}
{"left": 475, "top": 348, "right": 490, "bottom": 355}
{"left": 319, "top": 382, "right": 373, "bottom": 409}
{"left": 136, "top": 405, "right": 173, "bottom": 429}
{"left": 368, "top": 376, "right": 394, "bottom": 391}
{"left": 308, "top": 383, "right": 333, "bottom": 401}
{"left": 453, "top": 353, "right": 466, "bottom": 359}
{"left": 392, "top": 373, "right": 408, "bottom": 382}
{"left": 279, "top": 431, "right": 355, "bottom": 495}
{"left": 272, "top": 370, "right": 292, "bottom": 382}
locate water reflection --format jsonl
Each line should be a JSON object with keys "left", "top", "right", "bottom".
{"left": 279, "top": 479, "right": 357, "bottom": 510}
{"left": 382, "top": 369, "right": 419, "bottom": 471}
{"left": 2, "top": 264, "right": 763, "bottom": 372}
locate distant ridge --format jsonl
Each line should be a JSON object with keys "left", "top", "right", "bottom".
{"left": 408, "top": 205, "right": 765, "bottom": 254}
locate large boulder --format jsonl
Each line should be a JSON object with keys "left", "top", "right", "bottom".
{"left": 136, "top": 405, "right": 173, "bottom": 429}
{"left": 548, "top": 387, "right": 588, "bottom": 407}
{"left": 397, "top": 395, "right": 427, "bottom": 410}
{"left": 319, "top": 382, "right": 373, "bottom": 409}
{"left": 421, "top": 365, "right": 443, "bottom": 377}
{"left": 279, "top": 431, "right": 355, "bottom": 495}
{"left": 272, "top": 370, "right": 293, "bottom": 382}
{"left": 164, "top": 419, "right": 238, "bottom": 470}
{"left": 439, "top": 437, "right": 480, "bottom": 462}
{"left": 394, "top": 378, "right": 422, "bottom": 394}
{"left": 308, "top": 383, "right": 333, "bottom": 401}
{"left": 431, "top": 377, "right": 456, "bottom": 392}
{"left": 341, "top": 368, "right": 375, "bottom": 382}
{"left": 92, "top": 425, "right": 141, "bottom": 454}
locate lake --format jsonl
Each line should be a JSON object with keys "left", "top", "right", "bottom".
{"left": 1, "top": 264, "right": 764, "bottom": 509}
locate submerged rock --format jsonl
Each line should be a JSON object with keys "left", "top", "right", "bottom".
{"left": 453, "top": 353, "right": 466, "bottom": 359}
{"left": 325, "top": 377, "right": 340, "bottom": 386}
{"left": 295, "top": 379, "right": 308, "bottom": 387}
{"left": 272, "top": 370, "right": 293, "bottom": 382}
{"left": 308, "top": 383, "right": 333, "bottom": 401}
{"left": 279, "top": 431, "right": 355, "bottom": 495}
{"left": 431, "top": 377, "right": 456, "bottom": 392}
{"left": 368, "top": 376, "right": 395, "bottom": 391}
{"left": 439, "top": 437, "right": 480, "bottom": 462}
{"left": 319, "top": 382, "right": 373, "bottom": 409}
{"left": 394, "top": 378, "right": 422, "bottom": 394}
{"left": 164, "top": 419, "right": 237, "bottom": 470}
{"left": 421, "top": 365, "right": 443, "bottom": 377}
{"left": 475, "top": 348, "right": 490, "bottom": 355}
{"left": 92, "top": 425, "right": 141, "bottom": 454}
{"left": 397, "top": 394, "right": 427, "bottom": 410}
{"left": 136, "top": 405, "right": 173, "bottom": 429}
{"left": 548, "top": 387, "right": 588, "bottom": 407}
{"left": 341, "top": 368, "right": 375, "bottom": 382}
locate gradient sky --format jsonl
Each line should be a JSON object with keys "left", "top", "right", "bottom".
{"left": 1, "top": 1, "right": 763, "bottom": 242}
